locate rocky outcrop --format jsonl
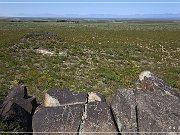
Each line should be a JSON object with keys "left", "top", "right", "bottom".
{"left": 0, "top": 71, "right": 180, "bottom": 134}
{"left": 137, "top": 71, "right": 180, "bottom": 97}
{"left": 136, "top": 71, "right": 180, "bottom": 133}
{"left": 33, "top": 89, "right": 118, "bottom": 134}
{"left": 79, "top": 101, "right": 118, "bottom": 135}
{"left": 0, "top": 85, "right": 38, "bottom": 132}
{"left": 111, "top": 71, "right": 180, "bottom": 134}
{"left": 33, "top": 104, "right": 84, "bottom": 135}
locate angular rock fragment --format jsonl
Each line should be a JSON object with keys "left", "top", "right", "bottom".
{"left": 0, "top": 102, "right": 32, "bottom": 132}
{"left": 137, "top": 71, "right": 180, "bottom": 97}
{"left": 80, "top": 102, "right": 118, "bottom": 135}
{"left": 0, "top": 85, "right": 38, "bottom": 132}
{"left": 136, "top": 71, "right": 180, "bottom": 133}
{"left": 32, "top": 104, "right": 84, "bottom": 135}
{"left": 1, "top": 85, "right": 38, "bottom": 114}
{"left": 44, "top": 88, "right": 87, "bottom": 107}
{"left": 111, "top": 89, "right": 137, "bottom": 134}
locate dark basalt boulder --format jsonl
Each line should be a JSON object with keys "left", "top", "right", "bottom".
{"left": 32, "top": 104, "right": 84, "bottom": 135}
{"left": 135, "top": 71, "right": 180, "bottom": 133}
{"left": 33, "top": 88, "right": 88, "bottom": 134}
{"left": 44, "top": 88, "right": 88, "bottom": 107}
{"left": 80, "top": 102, "right": 119, "bottom": 135}
{"left": 33, "top": 88, "right": 118, "bottom": 134}
{"left": 0, "top": 102, "right": 32, "bottom": 132}
{"left": 111, "top": 71, "right": 180, "bottom": 134}
{"left": 2, "top": 71, "right": 179, "bottom": 134}
{"left": 111, "top": 88, "right": 137, "bottom": 134}
{"left": 136, "top": 96, "right": 180, "bottom": 133}
{"left": 0, "top": 85, "right": 38, "bottom": 132}
{"left": 1, "top": 85, "right": 39, "bottom": 115}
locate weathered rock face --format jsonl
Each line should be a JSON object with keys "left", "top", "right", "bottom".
{"left": 111, "top": 89, "right": 137, "bottom": 133}
{"left": 1, "top": 71, "right": 179, "bottom": 134}
{"left": 80, "top": 102, "right": 118, "bottom": 135}
{"left": 44, "top": 88, "right": 87, "bottom": 107}
{"left": 0, "top": 102, "right": 32, "bottom": 132}
{"left": 111, "top": 71, "right": 180, "bottom": 134}
{"left": 33, "top": 104, "right": 84, "bottom": 135}
{"left": 136, "top": 71, "right": 180, "bottom": 133}
{"left": 33, "top": 88, "right": 88, "bottom": 134}
{"left": 0, "top": 85, "right": 38, "bottom": 132}
{"left": 137, "top": 71, "right": 180, "bottom": 98}
{"left": 33, "top": 89, "right": 119, "bottom": 134}
{"left": 136, "top": 90, "right": 180, "bottom": 133}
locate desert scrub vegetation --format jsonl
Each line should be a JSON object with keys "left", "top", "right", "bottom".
{"left": 0, "top": 21, "right": 180, "bottom": 103}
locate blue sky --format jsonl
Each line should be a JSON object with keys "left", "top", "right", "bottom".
{"left": 0, "top": 0, "right": 180, "bottom": 17}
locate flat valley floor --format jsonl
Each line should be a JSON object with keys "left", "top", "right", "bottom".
{"left": 0, "top": 20, "right": 180, "bottom": 103}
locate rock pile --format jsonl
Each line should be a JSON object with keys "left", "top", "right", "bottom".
{"left": 33, "top": 89, "right": 118, "bottom": 135}
{"left": 0, "top": 71, "right": 180, "bottom": 134}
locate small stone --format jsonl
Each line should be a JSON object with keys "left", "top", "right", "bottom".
{"left": 88, "top": 92, "right": 106, "bottom": 103}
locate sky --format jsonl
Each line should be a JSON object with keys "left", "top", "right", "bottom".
{"left": 0, "top": 0, "right": 180, "bottom": 17}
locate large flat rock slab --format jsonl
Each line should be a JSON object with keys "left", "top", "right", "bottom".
{"left": 111, "top": 71, "right": 180, "bottom": 134}
{"left": 32, "top": 104, "right": 84, "bottom": 134}
{"left": 44, "top": 88, "right": 87, "bottom": 107}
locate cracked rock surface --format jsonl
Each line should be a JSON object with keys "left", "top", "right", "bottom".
{"left": 44, "top": 88, "right": 87, "bottom": 107}
{"left": 33, "top": 104, "right": 84, "bottom": 135}
{"left": 111, "top": 88, "right": 138, "bottom": 134}
{"left": 111, "top": 71, "right": 180, "bottom": 134}
{"left": 33, "top": 88, "right": 88, "bottom": 134}
{"left": 80, "top": 102, "right": 118, "bottom": 135}
{"left": 136, "top": 71, "right": 180, "bottom": 133}
{"left": 33, "top": 89, "right": 119, "bottom": 134}
{"left": 1, "top": 71, "right": 179, "bottom": 134}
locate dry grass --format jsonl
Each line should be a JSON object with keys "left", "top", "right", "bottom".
{"left": 0, "top": 21, "right": 180, "bottom": 104}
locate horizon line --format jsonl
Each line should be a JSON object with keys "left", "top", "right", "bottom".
{"left": 2, "top": 13, "right": 180, "bottom": 17}
{"left": 1, "top": 132, "right": 180, "bottom": 133}
{"left": 1, "top": 2, "right": 180, "bottom": 4}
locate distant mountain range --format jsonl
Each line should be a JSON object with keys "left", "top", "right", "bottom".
{"left": 1, "top": 13, "right": 180, "bottom": 20}
{"left": 60, "top": 14, "right": 180, "bottom": 19}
